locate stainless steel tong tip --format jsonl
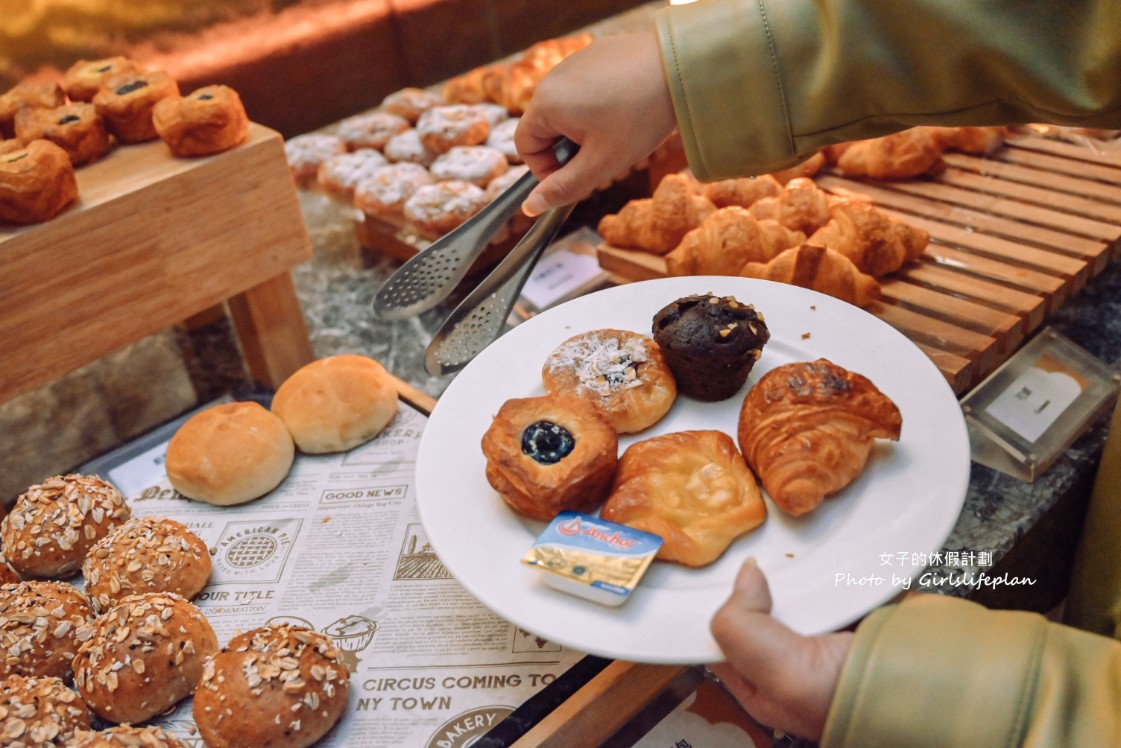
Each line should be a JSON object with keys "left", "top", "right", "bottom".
{"left": 424, "top": 202, "right": 575, "bottom": 376}
{"left": 372, "top": 137, "right": 578, "bottom": 321}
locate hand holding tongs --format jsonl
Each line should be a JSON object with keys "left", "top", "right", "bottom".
{"left": 372, "top": 138, "right": 579, "bottom": 376}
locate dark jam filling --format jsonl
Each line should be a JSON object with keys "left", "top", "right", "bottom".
{"left": 58, "top": 114, "right": 81, "bottom": 125}
{"left": 115, "top": 80, "right": 149, "bottom": 96}
{"left": 521, "top": 421, "right": 575, "bottom": 465}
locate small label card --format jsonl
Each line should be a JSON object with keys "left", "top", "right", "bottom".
{"left": 984, "top": 354, "right": 1086, "bottom": 443}
{"left": 520, "top": 247, "right": 604, "bottom": 311}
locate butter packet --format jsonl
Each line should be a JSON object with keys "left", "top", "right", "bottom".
{"left": 522, "top": 511, "right": 662, "bottom": 607}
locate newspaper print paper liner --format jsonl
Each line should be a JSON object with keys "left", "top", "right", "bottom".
{"left": 417, "top": 277, "right": 970, "bottom": 664}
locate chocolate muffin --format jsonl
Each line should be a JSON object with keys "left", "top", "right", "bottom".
{"left": 651, "top": 294, "right": 770, "bottom": 401}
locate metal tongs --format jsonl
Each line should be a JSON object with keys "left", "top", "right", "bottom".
{"left": 372, "top": 138, "right": 578, "bottom": 376}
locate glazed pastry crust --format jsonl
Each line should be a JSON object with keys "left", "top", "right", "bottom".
{"left": 482, "top": 395, "right": 618, "bottom": 521}
{"left": 0, "top": 139, "right": 79, "bottom": 225}
{"left": 93, "top": 70, "right": 180, "bottom": 143}
{"left": 63, "top": 56, "right": 140, "bottom": 103}
{"left": 0, "top": 81, "right": 65, "bottom": 136}
{"left": 14, "top": 103, "right": 112, "bottom": 166}
{"left": 737, "top": 358, "right": 902, "bottom": 516}
{"left": 152, "top": 85, "right": 249, "bottom": 157}
{"left": 601, "top": 430, "right": 766, "bottom": 567}
{"left": 542, "top": 329, "right": 677, "bottom": 434}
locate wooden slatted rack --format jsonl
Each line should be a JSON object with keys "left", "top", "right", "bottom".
{"left": 597, "top": 132, "right": 1121, "bottom": 395}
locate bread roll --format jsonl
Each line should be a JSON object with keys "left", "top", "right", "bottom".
{"left": 73, "top": 592, "right": 217, "bottom": 724}
{"left": 81, "top": 515, "right": 211, "bottom": 612}
{"left": 0, "top": 674, "right": 92, "bottom": 746}
{"left": 193, "top": 624, "right": 350, "bottom": 748}
{"left": 165, "top": 401, "right": 294, "bottom": 505}
{"left": 69, "top": 725, "right": 187, "bottom": 747}
{"left": 0, "top": 580, "right": 95, "bottom": 680}
{"left": 1, "top": 474, "right": 130, "bottom": 579}
{"left": 271, "top": 355, "right": 398, "bottom": 454}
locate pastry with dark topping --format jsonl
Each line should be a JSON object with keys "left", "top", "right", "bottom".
{"left": 14, "top": 103, "right": 112, "bottom": 166}
{"left": 152, "top": 84, "right": 249, "bottom": 157}
{"left": 0, "top": 139, "right": 79, "bottom": 225}
{"left": 92, "top": 70, "right": 179, "bottom": 143}
{"left": 652, "top": 293, "right": 770, "bottom": 401}
{"left": 482, "top": 395, "right": 618, "bottom": 521}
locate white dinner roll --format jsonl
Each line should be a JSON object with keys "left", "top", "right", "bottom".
{"left": 271, "top": 355, "right": 398, "bottom": 454}
{"left": 165, "top": 401, "right": 294, "bottom": 506}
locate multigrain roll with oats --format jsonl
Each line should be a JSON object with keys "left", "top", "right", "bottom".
{"left": 0, "top": 474, "right": 130, "bottom": 579}
{"left": 81, "top": 515, "right": 211, "bottom": 612}
{"left": 165, "top": 401, "right": 295, "bottom": 506}
{"left": 0, "top": 580, "right": 95, "bottom": 680}
{"left": 271, "top": 355, "right": 398, "bottom": 454}
{"left": 0, "top": 549, "right": 19, "bottom": 584}
{"left": 92, "top": 70, "right": 179, "bottom": 143}
{"left": 72, "top": 592, "right": 217, "bottom": 724}
{"left": 193, "top": 624, "right": 350, "bottom": 748}
{"left": 0, "top": 674, "right": 93, "bottom": 747}
{"left": 68, "top": 725, "right": 187, "bottom": 747}
{"left": 152, "top": 85, "right": 250, "bottom": 157}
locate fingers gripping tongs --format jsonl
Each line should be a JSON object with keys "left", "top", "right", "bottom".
{"left": 372, "top": 138, "right": 578, "bottom": 377}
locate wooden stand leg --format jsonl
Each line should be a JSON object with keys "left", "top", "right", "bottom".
{"left": 511, "top": 663, "right": 691, "bottom": 747}
{"left": 227, "top": 272, "right": 315, "bottom": 390}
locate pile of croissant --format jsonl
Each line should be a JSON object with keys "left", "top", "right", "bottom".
{"left": 443, "top": 33, "right": 593, "bottom": 115}
{"left": 599, "top": 168, "right": 927, "bottom": 308}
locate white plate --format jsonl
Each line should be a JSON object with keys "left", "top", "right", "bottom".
{"left": 416, "top": 277, "right": 969, "bottom": 664}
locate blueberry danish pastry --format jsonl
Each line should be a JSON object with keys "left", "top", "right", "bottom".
{"left": 481, "top": 395, "right": 618, "bottom": 521}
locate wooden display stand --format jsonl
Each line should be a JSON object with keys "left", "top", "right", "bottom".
{"left": 599, "top": 132, "right": 1121, "bottom": 395}
{"left": 0, "top": 123, "right": 314, "bottom": 404}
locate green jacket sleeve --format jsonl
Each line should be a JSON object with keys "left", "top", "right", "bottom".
{"left": 1064, "top": 397, "right": 1121, "bottom": 638}
{"left": 821, "top": 594, "right": 1121, "bottom": 747}
{"left": 655, "top": 0, "right": 1121, "bottom": 180}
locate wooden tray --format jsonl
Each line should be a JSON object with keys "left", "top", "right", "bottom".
{"left": 598, "top": 132, "right": 1121, "bottom": 395}
{"left": 0, "top": 123, "right": 314, "bottom": 404}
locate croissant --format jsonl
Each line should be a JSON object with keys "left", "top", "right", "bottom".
{"left": 739, "top": 243, "right": 881, "bottom": 308}
{"left": 519, "top": 33, "right": 593, "bottom": 72}
{"left": 747, "top": 177, "right": 834, "bottom": 235}
{"left": 737, "top": 359, "right": 902, "bottom": 516}
{"left": 833, "top": 127, "right": 945, "bottom": 179}
{"left": 701, "top": 173, "right": 782, "bottom": 209}
{"left": 598, "top": 172, "right": 716, "bottom": 254}
{"left": 808, "top": 199, "right": 929, "bottom": 277}
{"left": 443, "top": 65, "right": 490, "bottom": 104}
{"left": 769, "top": 151, "right": 827, "bottom": 185}
{"left": 939, "top": 125, "right": 1007, "bottom": 155}
{"left": 665, "top": 206, "right": 805, "bottom": 276}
